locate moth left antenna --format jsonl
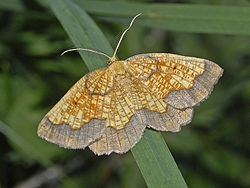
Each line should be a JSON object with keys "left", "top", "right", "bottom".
{"left": 61, "top": 48, "right": 111, "bottom": 59}
{"left": 112, "top": 13, "right": 141, "bottom": 58}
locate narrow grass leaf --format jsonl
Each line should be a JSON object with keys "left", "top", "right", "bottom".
{"left": 132, "top": 129, "right": 187, "bottom": 188}
{"left": 74, "top": 0, "right": 250, "bottom": 35}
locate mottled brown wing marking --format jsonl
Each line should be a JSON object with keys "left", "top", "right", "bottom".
{"left": 37, "top": 69, "right": 112, "bottom": 148}
{"left": 147, "top": 53, "right": 223, "bottom": 108}
{"left": 88, "top": 105, "right": 193, "bottom": 155}
{"left": 125, "top": 53, "right": 206, "bottom": 99}
{"left": 107, "top": 83, "right": 132, "bottom": 130}
{"left": 37, "top": 116, "right": 106, "bottom": 149}
{"left": 41, "top": 68, "right": 112, "bottom": 132}
{"left": 164, "top": 59, "right": 223, "bottom": 109}
{"left": 156, "top": 55, "right": 205, "bottom": 76}
{"left": 108, "top": 79, "right": 135, "bottom": 129}
{"left": 106, "top": 74, "right": 167, "bottom": 130}
{"left": 85, "top": 68, "right": 114, "bottom": 95}
{"left": 143, "top": 72, "right": 173, "bottom": 98}
{"left": 141, "top": 106, "right": 194, "bottom": 132}
{"left": 38, "top": 51, "right": 223, "bottom": 155}
{"left": 132, "top": 77, "right": 167, "bottom": 113}
{"left": 89, "top": 111, "right": 146, "bottom": 155}
{"left": 125, "top": 55, "right": 158, "bottom": 80}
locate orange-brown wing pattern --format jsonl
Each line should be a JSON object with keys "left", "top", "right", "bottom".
{"left": 86, "top": 68, "right": 114, "bottom": 95}
{"left": 86, "top": 73, "right": 169, "bottom": 155}
{"left": 124, "top": 55, "right": 158, "bottom": 80}
{"left": 38, "top": 53, "right": 223, "bottom": 155}
{"left": 46, "top": 68, "right": 113, "bottom": 128}
{"left": 38, "top": 67, "right": 168, "bottom": 154}
{"left": 88, "top": 75, "right": 194, "bottom": 155}
{"left": 106, "top": 74, "right": 167, "bottom": 130}
{"left": 126, "top": 53, "right": 223, "bottom": 107}
{"left": 89, "top": 106, "right": 194, "bottom": 155}
{"left": 89, "top": 111, "right": 146, "bottom": 155}
{"left": 163, "top": 58, "right": 223, "bottom": 109}
{"left": 38, "top": 68, "right": 114, "bottom": 149}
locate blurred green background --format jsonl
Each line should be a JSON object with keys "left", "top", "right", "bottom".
{"left": 0, "top": 0, "right": 250, "bottom": 187}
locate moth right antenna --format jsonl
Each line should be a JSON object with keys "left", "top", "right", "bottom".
{"left": 112, "top": 13, "right": 141, "bottom": 59}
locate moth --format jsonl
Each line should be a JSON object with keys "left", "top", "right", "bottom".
{"left": 38, "top": 14, "right": 223, "bottom": 155}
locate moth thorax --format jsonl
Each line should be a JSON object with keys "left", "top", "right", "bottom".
{"left": 109, "top": 61, "right": 126, "bottom": 74}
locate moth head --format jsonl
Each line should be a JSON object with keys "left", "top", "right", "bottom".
{"left": 107, "top": 56, "right": 117, "bottom": 66}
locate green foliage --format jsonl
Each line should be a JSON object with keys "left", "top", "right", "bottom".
{"left": 74, "top": 0, "right": 250, "bottom": 35}
{"left": 132, "top": 130, "right": 187, "bottom": 188}
{"left": 0, "top": 0, "right": 25, "bottom": 12}
{"left": 0, "top": 0, "right": 249, "bottom": 187}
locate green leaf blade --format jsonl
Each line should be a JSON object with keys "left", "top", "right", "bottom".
{"left": 132, "top": 130, "right": 187, "bottom": 188}
{"left": 74, "top": 0, "right": 250, "bottom": 35}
